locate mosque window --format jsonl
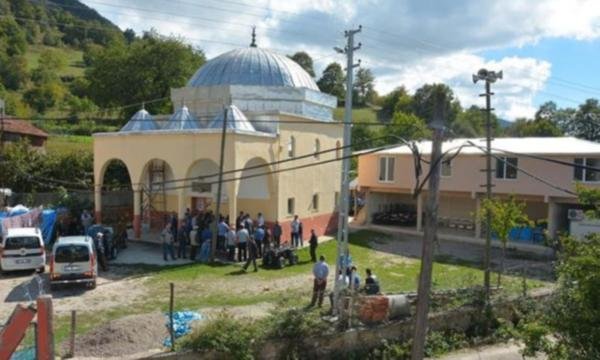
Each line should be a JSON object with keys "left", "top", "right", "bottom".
{"left": 336, "top": 141, "right": 341, "bottom": 159}
{"left": 314, "top": 139, "right": 320, "bottom": 159}
{"left": 288, "top": 136, "right": 296, "bottom": 158}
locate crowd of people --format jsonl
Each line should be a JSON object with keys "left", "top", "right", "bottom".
{"left": 159, "top": 210, "right": 320, "bottom": 271}
{"left": 310, "top": 255, "right": 381, "bottom": 308}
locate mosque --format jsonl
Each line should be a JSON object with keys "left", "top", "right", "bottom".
{"left": 93, "top": 37, "right": 343, "bottom": 240}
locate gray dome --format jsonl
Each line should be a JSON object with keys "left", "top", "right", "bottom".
{"left": 207, "top": 105, "right": 255, "bottom": 132}
{"left": 187, "top": 47, "right": 318, "bottom": 91}
{"left": 164, "top": 105, "right": 201, "bottom": 130}
{"left": 120, "top": 109, "right": 158, "bottom": 132}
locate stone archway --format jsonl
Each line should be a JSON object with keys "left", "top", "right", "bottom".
{"left": 96, "top": 158, "right": 133, "bottom": 227}
{"left": 236, "top": 157, "right": 276, "bottom": 222}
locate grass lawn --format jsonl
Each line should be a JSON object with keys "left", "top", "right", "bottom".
{"left": 46, "top": 135, "right": 92, "bottom": 153}
{"left": 51, "top": 230, "right": 550, "bottom": 346}
{"left": 25, "top": 45, "right": 85, "bottom": 77}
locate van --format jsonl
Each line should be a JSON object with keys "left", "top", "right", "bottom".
{"left": 50, "top": 236, "right": 97, "bottom": 290}
{"left": 0, "top": 228, "right": 46, "bottom": 273}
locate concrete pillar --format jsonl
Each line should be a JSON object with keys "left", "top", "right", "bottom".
{"left": 94, "top": 186, "right": 102, "bottom": 225}
{"left": 475, "top": 197, "right": 482, "bottom": 239}
{"left": 416, "top": 192, "right": 423, "bottom": 232}
{"left": 133, "top": 187, "right": 142, "bottom": 239}
{"left": 547, "top": 200, "right": 558, "bottom": 240}
{"left": 227, "top": 181, "right": 238, "bottom": 227}
{"left": 177, "top": 190, "right": 187, "bottom": 223}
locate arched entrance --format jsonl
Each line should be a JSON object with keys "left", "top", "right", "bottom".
{"left": 237, "top": 157, "right": 275, "bottom": 221}
{"left": 140, "top": 159, "right": 176, "bottom": 230}
{"left": 184, "top": 159, "right": 220, "bottom": 216}
{"left": 98, "top": 158, "right": 133, "bottom": 227}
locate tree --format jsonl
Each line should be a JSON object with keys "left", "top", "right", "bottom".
{"left": 412, "top": 83, "right": 461, "bottom": 126}
{"left": 378, "top": 86, "right": 412, "bottom": 122}
{"left": 0, "top": 54, "right": 29, "bottom": 90}
{"left": 23, "top": 82, "right": 66, "bottom": 113}
{"left": 317, "top": 62, "right": 345, "bottom": 102}
{"left": 123, "top": 28, "right": 136, "bottom": 44}
{"left": 505, "top": 117, "right": 563, "bottom": 137}
{"left": 477, "top": 196, "right": 529, "bottom": 286}
{"left": 452, "top": 105, "right": 500, "bottom": 137}
{"left": 353, "top": 67, "right": 376, "bottom": 106}
{"left": 30, "top": 49, "right": 66, "bottom": 85}
{"left": 382, "top": 111, "right": 431, "bottom": 142}
{"left": 570, "top": 99, "right": 600, "bottom": 142}
{"left": 288, "top": 51, "right": 315, "bottom": 77}
{"left": 85, "top": 34, "right": 206, "bottom": 118}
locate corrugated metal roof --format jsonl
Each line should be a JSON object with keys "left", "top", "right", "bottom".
{"left": 164, "top": 105, "right": 201, "bottom": 130}
{"left": 207, "top": 105, "right": 255, "bottom": 132}
{"left": 120, "top": 109, "right": 159, "bottom": 132}
{"left": 369, "top": 137, "right": 600, "bottom": 156}
{"left": 187, "top": 47, "right": 319, "bottom": 91}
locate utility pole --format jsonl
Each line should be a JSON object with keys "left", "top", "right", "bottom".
{"left": 472, "top": 69, "right": 502, "bottom": 303}
{"left": 0, "top": 98, "right": 4, "bottom": 154}
{"left": 411, "top": 88, "right": 446, "bottom": 360}
{"left": 333, "top": 26, "right": 361, "bottom": 314}
{"left": 210, "top": 106, "right": 228, "bottom": 262}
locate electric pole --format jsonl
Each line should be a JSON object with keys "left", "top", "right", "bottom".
{"left": 411, "top": 88, "right": 446, "bottom": 360}
{"left": 211, "top": 106, "right": 228, "bottom": 262}
{"left": 0, "top": 98, "right": 4, "bottom": 154}
{"left": 472, "top": 69, "right": 502, "bottom": 303}
{"left": 333, "top": 25, "right": 361, "bottom": 313}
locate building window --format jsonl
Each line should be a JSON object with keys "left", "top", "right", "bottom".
{"left": 441, "top": 158, "right": 452, "bottom": 177}
{"left": 287, "top": 198, "right": 295, "bottom": 215}
{"left": 336, "top": 141, "right": 341, "bottom": 159}
{"left": 314, "top": 139, "right": 320, "bottom": 159}
{"left": 495, "top": 157, "right": 518, "bottom": 179}
{"left": 334, "top": 192, "right": 339, "bottom": 208}
{"left": 288, "top": 136, "right": 295, "bottom": 158}
{"left": 312, "top": 193, "right": 319, "bottom": 211}
{"left": 378, "top": 156, "right": 395, "bottom": 182}
{"left": 575, "top": 158, "right": 600, "bottom": 182}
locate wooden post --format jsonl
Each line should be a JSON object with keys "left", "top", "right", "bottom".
{"left": 169, "top": 282, "right": 175, "bottom": 351}
{"left": 211, "top": 106, "right": 228, "bottom": 262}
{"left": 36, "top": 295, "right": 54, "bottom": 360}
{"left": 69, "top": 310, "right": 76, "bottom": 358}
{"left": 411, "top": 90, "right": 445, "bottom": 360}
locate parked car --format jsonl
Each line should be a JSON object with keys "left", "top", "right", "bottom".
{"left": 0, "top": 228, "right": 46, "bottom": 274}
{"left": 50, "top": 236, "right": 97, "bottom": 290}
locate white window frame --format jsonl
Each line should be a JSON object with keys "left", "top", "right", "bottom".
{"left": 312, "top": 193, "right": 319, "bottom": 211}
{"left": 378, "top": 156, "right": 395, "bottom": 183}
{"left": 287, "top": 197, "right": 295, "bottom": 216}
{"left": 440, "top": 158, "right": 452, "bottom": 177}
{"left": 495, "top": 157, "right": 518, "bottom": 180}
{"left": 288, "top": 136, "right": 295, "bottom": 158}
{"left": 574, "top": 157, "right": 600, "bottom": 183}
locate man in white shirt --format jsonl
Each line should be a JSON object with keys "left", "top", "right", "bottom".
{"left": 310, "top": 255, "right": 329, "bottom": 307}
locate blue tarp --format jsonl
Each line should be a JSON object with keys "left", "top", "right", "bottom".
{"left": 163, "top": 311, "right": 204, "bottom": 348}
{"left": 0, "top": 208, "right": 57, "bottom": 245}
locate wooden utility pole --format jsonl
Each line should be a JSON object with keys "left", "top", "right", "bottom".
{"left": 411, "top": 90, "right": 446, "bottom": 360}
{"left": 210, "top": 106, "right": 228, "bottom": 262}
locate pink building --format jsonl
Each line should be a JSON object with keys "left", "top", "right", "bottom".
{"left": 357, "top": 137, "right": 600, "bottom": 241}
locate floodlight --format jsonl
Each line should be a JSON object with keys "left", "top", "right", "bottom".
{"left": 334, "top": 46, "right": 345, "bottom": 54}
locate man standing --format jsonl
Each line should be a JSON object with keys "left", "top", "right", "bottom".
{"left": 237, "top": 225, "right": 249, "bottom": 262}
{"left": 243, "top": 236, "right": 258, "bottom": 272}
{"left": 254, "top": 226, "right": 265, "bottom": 258}
{"left": 236, "top": 211, "right": 245, "bottom": 231}
{"left": 364, "top": 268, "right": 381, "bottom": 295}
{"left": 309, "top": 229, "right": 318, "bottom": 263}
{"left": 310, "top": 255, "right": 329, "bottom": 307}
{"left": 217, "top": 217, "right": 229, "bottom": 250}
{"left": 176, "top": 223, "right": 187, "bottom": 259}
{"left": 257, "top": 212, "right": 265, "bottom": 228}
{"left": 226, "top": 225, "right": 237, "bottom": 261}
{"left": 81, "top": 210, "right": 93, "bottom": 236}
{"left": 161, "top": 223, "right": 175, "bottom": 261}
{"left": 94, "top": 232, "right": 108, "bottom": 271}
{"left": 291, "top": 215, "right": 300, "bottom": 248}
{"left": 273, "top": 221, "right": 282, "bottom": 248}
{"left": 189, "top": 225, "right": 199, "bottom": 261}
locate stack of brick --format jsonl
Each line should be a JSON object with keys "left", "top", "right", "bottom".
{"left": 357, "top": 295, "right": 390, "bottom": 324}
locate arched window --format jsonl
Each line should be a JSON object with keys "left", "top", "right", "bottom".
{"left": 336, "top": 141, "right": 341, "bottom": 159}
{"left": 314, "top": 138, "right": 320, "bottom": 158}
{"left": 288, "top": 136, "right": 296, "bottom": 158}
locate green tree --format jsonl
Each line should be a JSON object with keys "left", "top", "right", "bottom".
{"left": 412, "top": 83, "right": 461, "bottom": 126}
{"left": 383, "top": 111, "right": 431, "bottom": 142}
{"left": 123, "top": 28, "right": 136, "bottom": 44}
{"left": 353, "top": 67, "right": 376, "bottom": 106}
{"left": 570, "top": 99, "right": 600, "bottom": 142}
{"left": 505, "top": 117, "right": 563, "bottom": 137}
{"left": 23, "top": 82, "right": 66, "bottom": 113}
{"left": 85, "top": 34, "right": 205, "bottom": 118}
{"left": 477, "top": 196, "right": 529, "bottom": 286}
{"left": 0, "top": 54, "right": 29, "bottom": 90}
{"left": 317, "top": 62, "right": 345, "bottom": 102}
{"left": 288, "top": 51, "right": 315, "bottom": 77}
{"left": 378, "top": 86, "right": 412, "bottom": 122}
{"left": 30, "top": 49, "right": 67, "bottom": 85}
{"left": 452, "top": 105, "right": 500, "bottom": 137}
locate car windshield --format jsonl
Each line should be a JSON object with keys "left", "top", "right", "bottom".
{"left": 4, "top": 236, "right": 41, "bottom": 250}
{"left": 55, "top": 245, "right": 90, "bottom": 263}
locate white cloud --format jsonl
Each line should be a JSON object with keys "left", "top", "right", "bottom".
{"left": 82, "top": 0, "right": 600, "bottom": 119}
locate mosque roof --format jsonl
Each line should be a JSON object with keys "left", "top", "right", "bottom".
{"left": 164, "top": 105, "right": 201, "bottom": 130}
{"left": 120, "top": 108, "right": 159, "bottom": 132}
{"left": 207, "top": 104, "right": 255, "bottom": 132}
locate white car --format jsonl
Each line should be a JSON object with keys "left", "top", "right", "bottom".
{"left": 0, "top": 228, "right": 46, "bottom": 273}
{"left": 50, "top": 236, "right": 97, "bottom": 290}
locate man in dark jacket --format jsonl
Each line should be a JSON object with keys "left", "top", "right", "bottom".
{"left": 309, "top": 229, "right": 318, "bottom": 263}
{"left": 243, "top": 237, "right": 258, "bottom": 272}
{"left": 272, "top": 221, "right": 282, "bottom": 248}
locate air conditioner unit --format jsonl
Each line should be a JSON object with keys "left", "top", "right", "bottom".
{"left": 568, "top": 209, "right": 584, "bottom": 221}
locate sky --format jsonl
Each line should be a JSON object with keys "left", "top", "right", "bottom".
{"left": 81, "top": 0, "right": 600, "bottom": 120}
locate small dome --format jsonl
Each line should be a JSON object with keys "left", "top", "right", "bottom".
{"left": 187, "top": 47, "right": 318, "bottom": 91}
{"left": 120, "top": 109, "right": 158, "bottom": 132}
{"left": 207, "top": 105, "right": 255, "bottom": 132}
{"left": 164, "top": 105, "right": 201, "bottom": 130}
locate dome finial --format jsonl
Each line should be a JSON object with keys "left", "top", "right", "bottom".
{"left": 250, "top": 26, "right": 257, "bottom": 47}
{"left": 141, "top": 101, "right": 145, "bottom": 110}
